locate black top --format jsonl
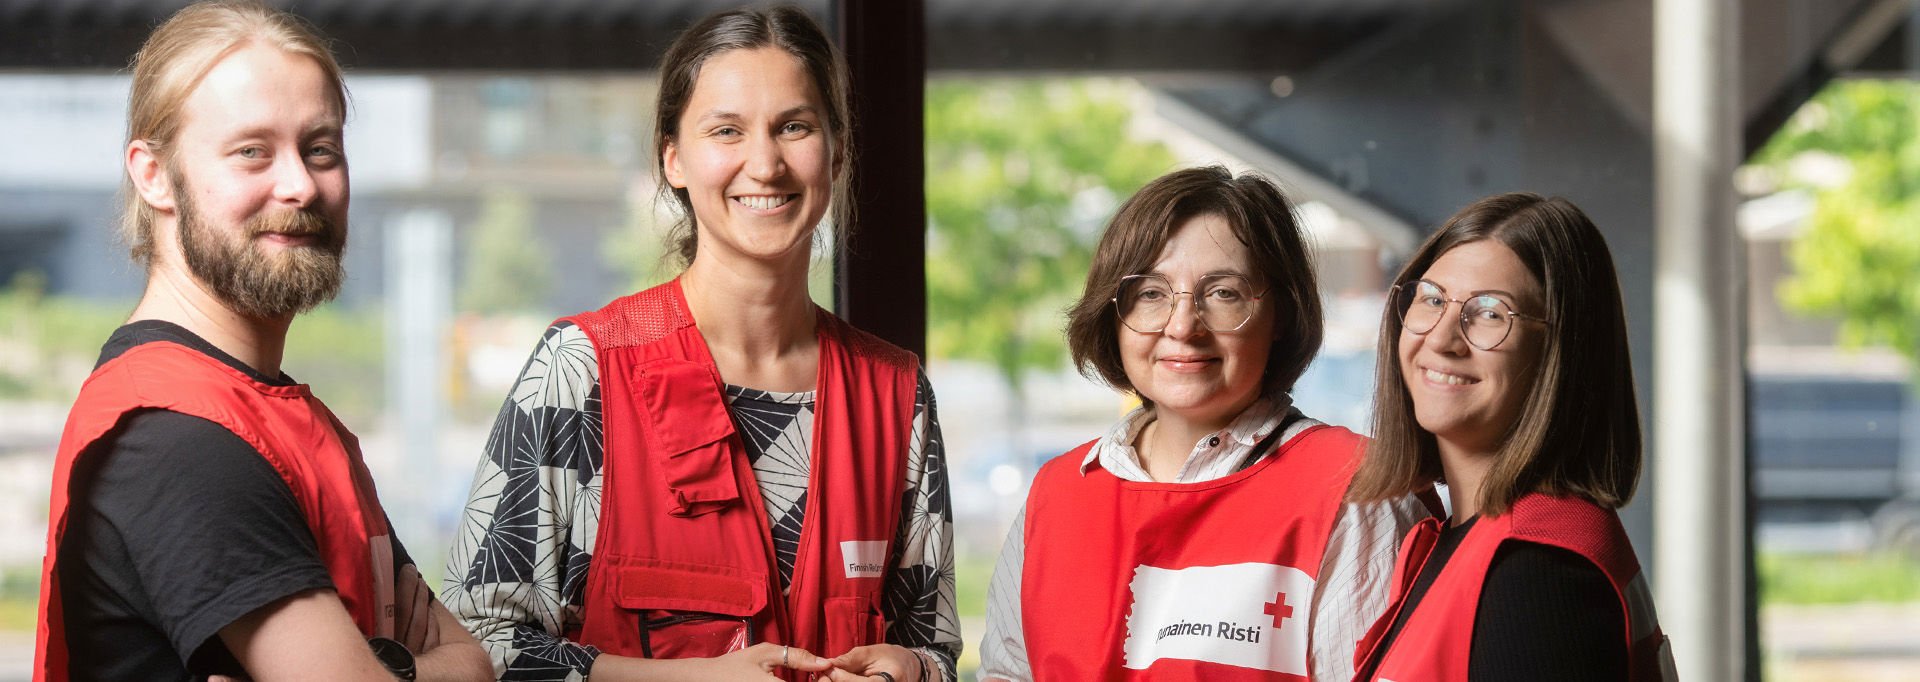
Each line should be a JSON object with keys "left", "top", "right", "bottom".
{"left": 1355, "top": 515, "right": 1628, "bottom": 682}
{"left": 57, "top": 320, "right": 410, "bottom": 680}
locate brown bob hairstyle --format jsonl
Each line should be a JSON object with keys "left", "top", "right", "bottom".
{"left": 1347, "top": 192, "right": 1642, "bottom": 516}
{"left": 653, "top": 5, "right": 853, "bottom": 267}
{"left": 1066, "top": 166, "right": 1324, "bottom": 405}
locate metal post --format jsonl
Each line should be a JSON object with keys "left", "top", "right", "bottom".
{"left": 1653, "top": 0, "right": 1744, "bottom": 680}
{"left": 1910, "top": 0, "right": 1920, "bottom": 73}
{"left": 832, "top": 0, "right": 928, "bottom": 359}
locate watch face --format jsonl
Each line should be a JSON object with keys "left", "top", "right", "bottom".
{"left": 367, "top": 637, "right": 417, "bottom": 680}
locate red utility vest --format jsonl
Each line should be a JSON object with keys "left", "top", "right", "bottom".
{"left": 35, "top": 340, "right": 396, "bottom": 682}
{"left": 1021, "top": 422, "right": 1365, "bottom": 680}
{"left": 1353, "top": 493, "right": 1675, "bottom": 682}
{"left": 565, "top": 280, "right": 916, "bottom": 675}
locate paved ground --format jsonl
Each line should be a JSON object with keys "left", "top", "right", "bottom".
{"left": 1765, "top": 603, "right": 1920, "bottom": 681}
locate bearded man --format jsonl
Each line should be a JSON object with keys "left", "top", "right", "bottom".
{"left": 32, "top": 2, "right": 489, "bottom": 680}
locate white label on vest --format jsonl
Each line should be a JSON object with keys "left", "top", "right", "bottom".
{"left": 1121, "top": 562, "right": 1313, "bottom": 674}
{"left": 839, "top": 540, "right": 888, "bottom": 579}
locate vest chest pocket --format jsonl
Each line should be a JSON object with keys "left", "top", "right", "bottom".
{"left": 823, "top": 594, "right": 887, "bottom": 658}
{"left": 615, "top": 562, "right": 768, "bottom": 659}
{"left": 637, "top": 612, "right": 753, "bottom": 659}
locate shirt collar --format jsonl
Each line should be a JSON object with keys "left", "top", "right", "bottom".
{"left": 1080, "top": 395, "right": 1299, "bottom": 482}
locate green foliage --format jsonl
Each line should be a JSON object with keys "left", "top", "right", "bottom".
{"left": 601, "top": 197, "right": 677, "bottom": 296}
{"left": 1755, "top": 80, "right": 1920, "bottom": 365}
{"left": 0, "top": 272, "right": 130, "bottom": 403}
{"left": 0, "top": 270, "right": 383, "bottom": 421}
{"left": 925, "top": 79, "right": 1177, "bottom": 387}
{"left": 954, "top": 552, "right": 995, "bottom": 619}
{"left": 952, "top": 553, "right": 995, "bottom": 678}
{"left": 281, "top": 303, "right": 385, "bottom": 424}
{"left": 0, "top": 566, "right": 41, "bottom": 632}
{"left": 459, "top": 189, "right": 554, "bottom": 314}
{"left": 1759, "top": 550, "right": 1920, "bottom": 604}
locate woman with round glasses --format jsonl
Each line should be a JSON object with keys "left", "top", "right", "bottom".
{"left": 978, "top": 167, "right": 1433, "bottom": 682}
{"left": 1348, "top": 193, "right": 1674, "bottom": 681}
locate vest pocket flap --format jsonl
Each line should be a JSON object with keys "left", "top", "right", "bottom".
{"left": 634, "top": 360, "right": 736, "bottom": 454}
{"left": 634, "top": 360, "right": 743, "bottom": 516}
{"left": 616, "top": 564, "right": 767, "bottom": 617}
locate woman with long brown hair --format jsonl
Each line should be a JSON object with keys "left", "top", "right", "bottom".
{"left": 1348, "top": 193, "right": 1674, "bottom": 681}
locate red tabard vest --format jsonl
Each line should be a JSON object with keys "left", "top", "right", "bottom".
{"left": 1352, "top": 493, "right": 1674, "bottom": 682}
{"left": 565, "top": 280, "right": 916, "bottom": 675}
{"left": 35, "top": 341, "right": 396, "bottom": 682}
{"left": 1021, "top": 423, "right": 1365, "bottom": 680}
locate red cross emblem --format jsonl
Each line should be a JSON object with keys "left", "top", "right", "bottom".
{"left": 1263, "top": 591, "right": 1295, "bottom": 629}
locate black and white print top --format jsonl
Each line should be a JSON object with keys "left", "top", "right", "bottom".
{"left": 443, "top": 321, "right": 960, "bottom": 681}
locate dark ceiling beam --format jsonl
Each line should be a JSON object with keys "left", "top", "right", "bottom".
{"left": 1848, "top": 2, "right": 1915, "bottom": 73}
{"left": 1743, "top": 0, "right": 1917, "bottom": 156}
{"left": 1, "top": 17, "right": 1379, "bottom": 72}
{"left": 927, "top": 23, "right": 1379, "bottom": 73}
{"left": 0, "top": 19, "right": 688, "bottom": 70}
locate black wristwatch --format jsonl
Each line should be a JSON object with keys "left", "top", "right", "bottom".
{"left": 367, "top": 637, "right": 417, "bottom": 681}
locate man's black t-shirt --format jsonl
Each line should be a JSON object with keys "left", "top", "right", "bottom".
{"left": 57, "top": 320, "right": 410, "bottom": 680}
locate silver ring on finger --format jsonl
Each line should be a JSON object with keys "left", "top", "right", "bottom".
{"left": 782, "top": 645, "right": 790, "bottom": 667}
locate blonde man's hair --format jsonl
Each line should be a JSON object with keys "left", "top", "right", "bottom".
{"left": 121, "top": 0, "right": 346, "bottom": 266}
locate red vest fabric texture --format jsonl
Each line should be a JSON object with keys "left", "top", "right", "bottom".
{"left": 35, "top": 341, "right": 396, "bottom": 682}
{"left": 1020, "top": 423, "right": 1366, "bottom": 681}
{"left": 1353, "top": 493, "right": 1674, "bottom": 682}
{"left": 565, "top": 279, "right": 917, "bottom": 676}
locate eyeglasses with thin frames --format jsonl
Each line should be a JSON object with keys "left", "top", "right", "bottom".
{"left": 1392, "top": 279, "right": 1549, "bottom": 351}
{"left": 1112, "top": 273, "right": 1268, "bottom": 334}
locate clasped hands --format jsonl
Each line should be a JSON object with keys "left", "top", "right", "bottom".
{"left": 726, "top": 641, "right": 931, "bottom": 681}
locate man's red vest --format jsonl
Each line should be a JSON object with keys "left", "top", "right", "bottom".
{"left": 35, "top": 340, "right": 396, "bottom": 682}
{"left": 564, "top": 280, "right": 916, "bottom": 675}
{"left": 1020, "top": 423, "right": 1365, "bottom": 680}
{"left": 1352, "top": 493, "right": 1674, "bottom": 682}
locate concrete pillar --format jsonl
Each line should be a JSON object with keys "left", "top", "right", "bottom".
{"left": 384, "top": 209, "right": 453, "bottom": 568}
{"left": 1653, "top": 0, "right": 1745, "bottom": 680}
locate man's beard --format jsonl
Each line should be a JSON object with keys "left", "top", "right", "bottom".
{"left": 173, "top": 173, "right": 347, "bottom": 319}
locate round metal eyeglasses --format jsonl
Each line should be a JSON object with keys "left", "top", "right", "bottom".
{"left": 1112, "top": 273, "right": 1267, "bottom": 333}
{"left": 1392, "top": 279, "right": 1549, "bottom": 351}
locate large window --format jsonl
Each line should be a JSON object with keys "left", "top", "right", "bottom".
{"left": 2, "top": 2, "right": 1916, "bottom": 679}
{"left": 1743, "top": 78, "right": 1920, "bottom": 681}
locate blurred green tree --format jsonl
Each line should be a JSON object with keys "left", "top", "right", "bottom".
{"left": 601, "top": 193, "right": 674, "bottom": 296}
{"left": 459, "top": 189, "right": 553, "bottom": 315}
{"left": 1753, "top": 80, "right": 1920, "bottom": 366}
{"left": 925, "top": 79, "right": 1177, "bottom": 395}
